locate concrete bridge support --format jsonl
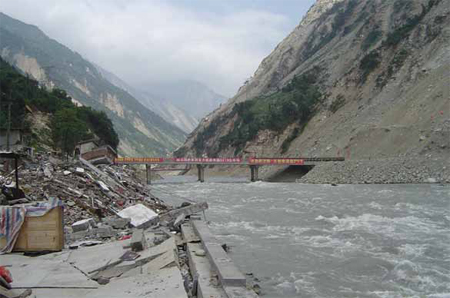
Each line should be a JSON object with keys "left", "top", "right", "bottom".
{"left": 197, "top": 164, "right": 206, "bottom": 183}
{"left": 146, "top": 164, "right": 152, "bottom": 185}
{"left": 250, "top": 165, "right": 259, "bottom": 182}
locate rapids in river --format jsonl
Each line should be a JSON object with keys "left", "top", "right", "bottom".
{"left": 151, "top": 176, "right": 450, "bottom": 298}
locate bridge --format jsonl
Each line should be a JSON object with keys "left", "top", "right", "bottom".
{"left": 115, "top": 156, "right": 344, "bottom": 183}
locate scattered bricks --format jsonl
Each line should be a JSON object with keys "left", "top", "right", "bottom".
{"left": 130, "top": 229, "right": 147, "bottom": 252}
{"left": 72, "top": 218, "right": 97, "bottom": 233}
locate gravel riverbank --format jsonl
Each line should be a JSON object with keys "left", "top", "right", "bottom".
{"left": 298, "top": 156, "right": 450, "bottom": 184}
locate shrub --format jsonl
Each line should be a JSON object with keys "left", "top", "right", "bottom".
{"left": 217, "top": 71, "right": 322, "bottom": 154}
{"left": 360, "top": 50, "right": 381, "bottom": 82}
{"left": 281, "top": 127, "right": 301, "bottom": 154}
{"left": 362, "top": 29, "right": 382, "bottom": 50}
{"left": 329, "top": 95, "right": 346, "bottom": 113}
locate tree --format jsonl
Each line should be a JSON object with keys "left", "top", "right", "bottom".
{"left": 51, "top": 108, "right": 91, "bottom": 156}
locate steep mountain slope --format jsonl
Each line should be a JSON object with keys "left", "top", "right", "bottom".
{"left": 94, "top": 64, "right": 198, "bottom": 133}
{"left": 142, "top": 80, "right": 227, "bottom": 120}
{"left": 176, "top": 0, "right": 449, "bottom": 181}
{"left": 0, "top": 12, "right": 186, "bottom": 156}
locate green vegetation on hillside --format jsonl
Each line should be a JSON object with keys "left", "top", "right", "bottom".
{"left": 385, "top": 0, "right": 441, "bottom": 47}
{"left": 192, "top": 70, "right": 323, "bottom": 156}
{"left": 362, "top": 28, "right": 382, "bottom": 51}
{"left": 0, "top": 58, "right": 119, "bottom": 154}
{"left": 359, "top": 50, "right": 381, "bottom": 82}
{"left": 220, "top": 71, "right": 322, "bottom": 155}
{"left": 304, "top": 0, "right": 358, "bottom": 59}
{"left": 0, "top": 12, "right": 186, "bottom": 156}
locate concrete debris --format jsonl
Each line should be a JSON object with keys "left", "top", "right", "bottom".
{"left": 118, "top": 204, "right": 158, "bottom": 227}
{"left": 194, "top": 249, "right": 206, "bottom": 257}
{"left": 130, "top": 229, "right": 147, "bottom": 252}
{"left": 0, "top": 152, "right": 259, "bottom": 297}
{"left": 72, "top": 218, "right": 97, "bottom": 233}
{"left": 75, "top": 167, "right": 85, "bottom": 175}
{"left": 103, "top": 217, "right": 131, "bottom": 229}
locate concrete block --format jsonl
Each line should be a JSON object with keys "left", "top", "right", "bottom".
{"left": 72, "top": 218, "right": 96, "bottom": 233}
{"left": 192, "top": 221, "right": 246, "bottom": 287}
{"left": 130, "top": 229, "right": 147, "bottom": 252}
{"left": 118, "top": 204, "right": 158, "bottom": 227}
{"left": 70, "top": 230, "right": 88, "bottom": 241}
{"left": 181, "top": 223, "right": 201, "bottom": 243}
{"left": 103, "top": 217, "right": 131, "bottom": 229}
{"left": 186, "top": 243, "right": 227, "bottom": 298}
{"left": 96, "top": 225, "right": 115, "bottom": 238}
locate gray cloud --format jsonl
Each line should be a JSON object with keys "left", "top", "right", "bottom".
{"left": 0, "top": 0, "right": 315, "bottom": 96}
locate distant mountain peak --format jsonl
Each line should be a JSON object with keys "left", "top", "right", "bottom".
{"left": 0, "top": 12, "right": 186, "bottom": 156}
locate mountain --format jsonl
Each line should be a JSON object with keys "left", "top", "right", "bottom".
{"left": 94, "top": 64, "right": 198, "bottom": 133}
{"left": 0, "top": 12, "right": 186, "bottom": 157}
{"left": 141, "top": 80, "right": 227, "bottom": 121}
{"left": 175, "top": 0, "right": 449, "bottom": 181}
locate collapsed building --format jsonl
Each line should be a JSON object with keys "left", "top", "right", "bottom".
{"left": 0, "top": 152, "right": 260, "bottom": 297}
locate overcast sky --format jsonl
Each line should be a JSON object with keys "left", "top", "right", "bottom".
{"left": 0, "top": 0, "right": 316, "bottom": 97}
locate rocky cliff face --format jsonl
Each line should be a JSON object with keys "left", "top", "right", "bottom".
{"left": 0, "top": 12, "right": 186, "bottom": 157}
{"left": 141, "top": 80, "right": 227, "bottom": 121}
{"left": 176, "top": 0, "right": 450, "bottom": 181}
{"left": 94, "top": 64, "right": 199, "bottom": 134}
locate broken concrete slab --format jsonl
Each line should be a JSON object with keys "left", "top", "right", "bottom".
{"left": 0, "top": 288, "right": 33, "bottom": 298}
{"left": 130, "top": 229, "right": 147, "bottom": 252}
{"left": 141, "top": 249, "right": 176, "bottom": 273}
{"left": 118, "top": 204, "right": 158, "bottom": 227}
{"left": 160, "top": 202, "right": 208, "bottom": 224}
{"left": 85, "top": 267, "right": 187, "bottom": 298}
{"left": 96, "top": 225, "right": 115, "bottom": 238}
{"left": 72, "top": 218, "right": 96, "bottom": 232}
{"left": 186, "top": 242, "right": 227, "bottom": 298}
{"left": 181, "top": 222, "right": 201, "bottom": 243}
{"left": 192, "top": 220, "right": 246, "bottom": 287}
{"left": 0, "top": 253, "right": 97, "bottom": 289}
{"left": 67, "top": 239, "right": 131, "bottom": 275}
{"left": 140, "top": 202, "right": 208, "bottom": 229}
{"left": 103, "top": 217, "right": 130, "bottom": 229}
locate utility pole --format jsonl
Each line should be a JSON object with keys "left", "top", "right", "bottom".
{"left": 6, "top": 102, "right": 11, "bottom": 151}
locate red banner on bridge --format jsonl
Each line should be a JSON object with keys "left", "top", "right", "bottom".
{"left": 170, "top": 157, "right": 242, "bottom": 163}
{"left": 115, "top": 157, "right": 243, "bottom": 164}
{"left": 115, "top": 157, "right": 164, "bottom": 163}
{"left": 248, "top": 158, "right": 304, "bottom": 165}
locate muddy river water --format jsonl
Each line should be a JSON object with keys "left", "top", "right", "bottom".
{"left": 151, "top": 177, "right": 450, "bottom": 297}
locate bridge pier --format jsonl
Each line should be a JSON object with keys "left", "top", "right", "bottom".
{"left": 146, "top": 164, "right": 152, "bottom": 185}
{"left": 250, "top": 165, "right": 259, "bottom": 182}
{"left": 197, "top": 164, "right": 206, "bottom": 183}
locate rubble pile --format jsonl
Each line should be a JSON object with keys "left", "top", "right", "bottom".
{"left": 0, "top": 154, "right": 170, "bottom": 244}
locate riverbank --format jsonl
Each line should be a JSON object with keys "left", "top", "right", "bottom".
{"left": 298, "top": 156, "right": 449, "bottom": 184}
{"left": 0, "top": 154, "right": 259, "bottom": 297}
{"left": 179, "top": 156, "right": 449, "bottom": 184}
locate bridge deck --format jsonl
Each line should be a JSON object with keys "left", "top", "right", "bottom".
{"left": 115, "top": 157, "right": 344, "bottom": 166}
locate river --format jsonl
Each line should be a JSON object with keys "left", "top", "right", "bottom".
{"left": 150, "top": 176, "right": 450, "bottom": 298}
